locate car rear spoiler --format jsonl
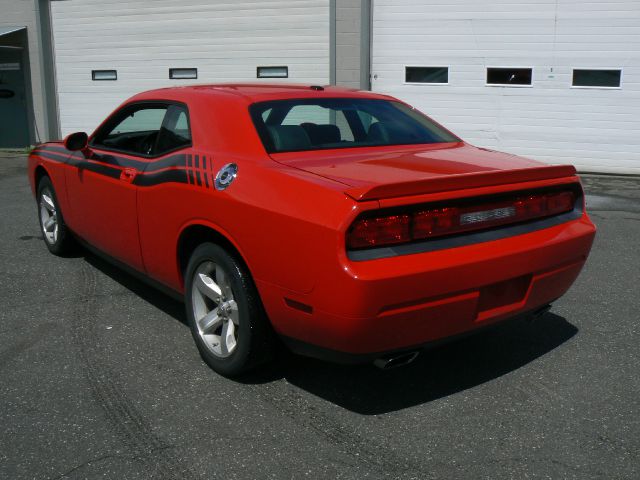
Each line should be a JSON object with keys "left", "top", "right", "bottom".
{"left": 344, "top": 165, "right": 578, "bottom": 201}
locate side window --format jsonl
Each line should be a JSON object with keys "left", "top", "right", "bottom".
{"left": 110, "top": 108, "right": 166, "bottom": 134}
{"left": 93, "top": 105, "right": 168, "bottom": 156}
{"left": 155, "top": 104, "right": 192, "bottom": 154}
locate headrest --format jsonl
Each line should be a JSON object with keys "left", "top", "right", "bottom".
{"left": 303, "top": 124, "right": 342, "bottom": 145}
{"left": 366, "top": 122, "right": 389, "bottom": 143}
{"left": 267, "top": 125, "right": 312, "bottom": 151}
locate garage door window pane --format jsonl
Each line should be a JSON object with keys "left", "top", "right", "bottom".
{"left": 405, "top": 67, "right": 448, "bottom": 84}
{"left": 169, "top": 68, "right": 198, "bottom": 80}
{"left": 92, "top": 70, "right": 117, "bottom": 81}
{"left": 257, "top": 66, "right": 288, "bottom": 78}
{"left": 572, "top": 69, "right": 621, "bottom": 88}
{"left": 486, "top": 68, "right": 532, "bottom": 86}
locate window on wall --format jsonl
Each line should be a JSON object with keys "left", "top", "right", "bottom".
{"left": 257, "top": 66, "right": 288, "bottom": 78}
{"left": 92, "top": 70, "right": 117, "bottom": 81}
{"left": 486, "top": 67, "right": 532, "bottom": 86}
{"left": 572, "top": 69, "right": 621, "bottom": 88}
{"left": 405, "top": 66, "right": 449, "bottom": 84}
{"left": 169, "top": 68, "right": 198, "bottom": 79}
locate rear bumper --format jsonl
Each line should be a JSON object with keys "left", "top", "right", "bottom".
{"left": 257, "top": 214, "right": 596, "bottom": 357}
{"left": 280, "top": 303, "right": 552, "bottom": 365}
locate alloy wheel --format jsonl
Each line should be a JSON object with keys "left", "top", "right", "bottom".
{"left": 191, "top": 261, "right": 240, "bottom": 358}
{"left": 39, "top": 189, "right": 58, "bottom": 245}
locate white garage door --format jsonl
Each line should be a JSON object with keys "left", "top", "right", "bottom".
{"left": 371, "top": 0, "right": 640, "bottom": 174}
{"left": 52, "top": 0, "right": 330, "bottom": 136}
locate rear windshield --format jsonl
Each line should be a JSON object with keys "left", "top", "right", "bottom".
{"left": 249, "top": 98, "right": 460, "bottom": 153}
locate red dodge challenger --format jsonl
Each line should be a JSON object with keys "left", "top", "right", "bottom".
{"left": 28, "top": 84, "right": 596, "bottom": 376}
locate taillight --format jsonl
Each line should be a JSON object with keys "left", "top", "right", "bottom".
{"left": 346, "top": 214, "right": 411, "bottom": 249}
{"left": 346, "top": 189, "right": 576, "bottom": 250}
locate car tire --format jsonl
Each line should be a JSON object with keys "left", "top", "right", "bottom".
{"left": 185, "top": 242, "right": 274, "bottom": 376}
{"left": 37, "top": 176, "right": 75, "bottom": 256}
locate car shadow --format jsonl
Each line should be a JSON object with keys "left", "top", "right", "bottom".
{"left": 243, "top": 312, "right": 578, "bottom": 414}
{"left": 82, "top": 252, "right": 187, "bottom": 326}
{"left": 81, "top": 250, "right": 578, "bottom": 415}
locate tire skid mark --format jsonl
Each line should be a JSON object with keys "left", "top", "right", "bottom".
{"left": 0, "top": 322, "right": 57, "bottom": 371}
{"left": 66, "top": 261, "right": 195, "bottom": 479}
{"left": 250, "top": 381, "right": 437, "bottom": 480}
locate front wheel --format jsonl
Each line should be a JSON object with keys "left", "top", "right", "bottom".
{"left": 37, "top": 176, "right": 75, "bottom": 255}
{"left": 185, "top": 243, "right": 274, "bottom": 376}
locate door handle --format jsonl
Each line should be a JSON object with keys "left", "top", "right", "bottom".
{"left": 119, "top": 167, "right": 137, "bottom": 183}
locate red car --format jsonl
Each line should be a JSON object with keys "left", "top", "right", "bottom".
{"left": 28, "top": 84, "right": 596, "bottom": 376}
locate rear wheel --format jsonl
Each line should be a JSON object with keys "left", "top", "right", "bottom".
{"left": 185, "top": 243, "right": 273, "bottom": 376}
{"left": 37, "top": 176, "right": 74, "bottom": 255}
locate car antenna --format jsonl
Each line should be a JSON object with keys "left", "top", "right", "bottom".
{"left": 310, "top": 85, "right": 324, "bottom": 91}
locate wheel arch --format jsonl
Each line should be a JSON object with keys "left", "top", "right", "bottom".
{"left": 34, "top": 164, "right": 51, "bottom": 189}
{"left": 176, "top": 222, "right": 254, "bottom": 290}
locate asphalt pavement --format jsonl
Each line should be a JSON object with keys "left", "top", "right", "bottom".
{"left": 0, "top": 153, "right": 638, "bottom": 479}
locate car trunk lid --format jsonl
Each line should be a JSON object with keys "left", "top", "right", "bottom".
{"left": 270, "top": 142, "right": 576, "bottom": 201}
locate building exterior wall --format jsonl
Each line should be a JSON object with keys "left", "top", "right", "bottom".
{"left": 0, "top": 0, "right": 57, "bottom": 144}
{"left": 371, "top": 0, "right": 640, "bottom": 174}
{"left": 51, "top": 0, "right": 331, "bottom": 136}
{"left": 335, "top": 0, "right": 362, "bottom": 88}
{"left": 335, "top": 0, "right": 371, "bottom": 89}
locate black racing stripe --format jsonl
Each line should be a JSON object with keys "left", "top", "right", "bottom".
{"left": 196, "top": 155, "right": 203, "bottom": 186}
{"left": 144, "top": 154, "right": 188, "bottom": 172}
{"left": 90, "top": 152, "right": 147, "bottom": 170}
{"left": 86, "top": 152, "right": 188, "bottom": 172}
{"left": 34, "top": 151, "right": 73, "bottom": 163}
{"left": 36, "top": 144, "right": 69, "bottom": 153}
{"left": 191, "top": 155, "right": 197, "bottom": 186}
{"left": 187, "top": 155, "right": 194, "bottom": 185}
{"left": 134, "top": 169, "right": 189, "bottom": 187}
{"left": 74, "top": 160, "right": 122, "bottom": 179}
{"left": 194, "top": 155, "right": 200, "bottom": 186}
{"left": 34, "top": 145, "right": 192, "bottom": 187}
{"left": 202, "top": 155, "right": 210, "bottom": 188}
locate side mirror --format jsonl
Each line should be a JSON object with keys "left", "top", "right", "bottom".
{"left": 63, "top": 132, "right": 88, "bottom": 151}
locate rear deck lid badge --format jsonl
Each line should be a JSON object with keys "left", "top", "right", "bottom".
{"left": 460, "top": 206, "right": 516, "bottom": 225}
{"left": 215, "top": 163, "right": 238, "bottom": 190}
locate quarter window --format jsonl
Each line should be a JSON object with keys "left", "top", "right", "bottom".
{"left": 155, "top": 105, "right": 192, "bottom": 153}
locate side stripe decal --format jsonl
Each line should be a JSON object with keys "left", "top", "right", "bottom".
{"left": 133, "top": 168, "right": 189, "bottom": 187}
{"left": 32, "top": 145, "right": 213, "bottom": 189}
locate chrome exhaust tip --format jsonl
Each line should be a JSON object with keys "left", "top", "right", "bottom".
{"left": 373, "top": 351, "right": 420, "bottom": 370}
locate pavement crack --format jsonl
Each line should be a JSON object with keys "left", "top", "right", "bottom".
{"left": 48, "top": 453, "right": 128, "bottom": 480}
